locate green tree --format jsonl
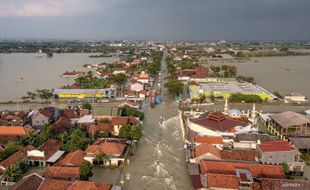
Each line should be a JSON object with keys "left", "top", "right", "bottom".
{"left": 36, "top": 89, "right": 53, "bottom": 100}
{"left": 0, "top": 141, "right": 23, "bottom": 160}
{"left": 82, "top": 103, "right": 92, "bottom": 111}
{"left": 130, "top": 125, "right": 143, "bottom": 140}
{"left": 119, "top": 124, "right": 132, "bottom": 139}
{"left": 79, "top": 161, "right": 93, "bottom": 180}
{"left": 121, "top": 105, "right": 144, "bottom": 120}
{"left": 164, "top": 79, "right": 184, "bottom": 96}
{"left": 26, "top": 91, "right": 36, "bottom": 99}
{"left": 228, "top": 93, "right": 263, "bottom": 103}
{"left": 281, "top": 162, "right": 289, "bottom": 175}
{"left": 38, "top": 124, "right": 56, "bottom": 144}
{"left": 3, "top": 165, "right": 23, "bottom": 182}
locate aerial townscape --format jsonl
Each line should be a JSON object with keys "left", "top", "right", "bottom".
{"left": 1, "top": 1, "right": 310, "bottom": 190}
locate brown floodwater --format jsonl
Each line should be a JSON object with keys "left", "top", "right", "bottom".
{"left": 0, "top": 53, "right": 118, "bottom": 102}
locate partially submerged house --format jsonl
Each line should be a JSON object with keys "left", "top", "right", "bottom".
{"left": 84, "top": 141, "right": 128, "bottom": 166}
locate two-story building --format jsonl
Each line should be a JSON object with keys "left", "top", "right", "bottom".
{"left": 257, "top": 141, "right": 304, "bottom": 174}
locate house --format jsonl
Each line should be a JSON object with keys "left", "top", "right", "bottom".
{"left": 190, "top": 142, "right": 257, "bottom": 163}
{"left": 267, "top": 111, "right": 310, "bottom": 140}
{"left": 111, "top": 116, "right": 139, "bottom": 136}
{"left": 56, "top": 149, "right": 85, "bottom": 167}
{"left": 193, "top": 136, "right": 224, "bottom": 149}
{"left": 188, "top": 112, "right": 248, "bottom": 137}
{"left": 8, "top": 173, "right": 113, "bottom": 190}
{"left": 279, "top": 92, "right": 306, "bottom": 103}
{"left": 84, "top": 142, "right": 128, "bottom": 166}
{"left": 63, "top": 110, "right": 79, "bottom": 119}
{"left": 26, "top": 139, "right": 65, "bottom": 167}
{"left": 177, "top": 66, "right": 209, "bottom": 81}
{"left": 67, "top": 181, "right": 112, "bottom": 190}
{"left": 195, "top": 160, "right": 285, "bottom": 190}
{"left": 53, "top": 116, "right": 73, "bottom": 133}
{"left": 0, "top": 126, "right": 34, "bottom": 145}
{"left": 44, "top": 166, "right": 80, "bottom": 180}
{"left": 31, "top": 109, "right": 53, "bottom": 127}
{"left": 77, "top": 115, "right": 95, "bottom": 126}
{"left": 0, "top": 145, "right": 35, "bottom": 172}
{"left": 117, "top": 101, "right": 139, "bottom": 109}
{"left": 8, "top": 173, "right": 45, "bottom": 190}
{"left": 124, "top": 89, "right": 146, "bottom": 101}
{"left": 1, "top": 112, "right": 27, "bottom": 126}
{"left": 257, "top": 141, "right": 304, "bottom": 173}
{"left": 87, "top": 123, "right": 112, "bottom": 138}
{"left": 129, "top": 82, "right": 144, "bottom": 92}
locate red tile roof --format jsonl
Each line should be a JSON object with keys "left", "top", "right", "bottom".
{"left": 32, "top": 139, "right": 61, "bottom": 161}
{"left": 205, "top": 173, "right": 239, "bottom": 189}
{"left": 194, "top": 136, "right": 224, "bottom": 144}
{"left": 191, "top": 112, "right": 247, "bottom": 132}
{"left": 39, "top": 109, "right": 53, "bottom": 118}
{"left": 0, "top": 145, "right": 35, "bottom": 169}
{"left": 9, "top": 173, "right": 44, "bottom": 190}
{"left": 44, "top": 167, "right": 80, "bottom": 179}
{"left": 85, "top": 142, "right": 126, "bottom": 156}
{"left": 54, "top": 117, "right": 73, "bottom": 133}
{"left": 258, "top": 141, "right": 296, "bottom": 152}
{"left": 200, "top": 160, "right": 285, "bottom": 179}
{"left": 56, "top": 149, "right": 85, "bottom": 167}
{"left": 192, "top": 143, "right": 221, "bottom": 159}
{"left": 111, "top": 117, "right": 129, "bottom": 126}
{"left": 87, "top": 123, "right": 112, "bottom": 137}
{"left": 0, "top": 126, "right": 34, "bottom": 136}
{"left": 221, "top": 149, "right": 257, "bottom": 162}
{"left": 67, "top": 181, "right": 112, "bottom": 190}
{"left": 39, "top": 179, "right": 73, "bottom": 190}
{"left": 63, "top": 110, "right": 79, "bottom": 118}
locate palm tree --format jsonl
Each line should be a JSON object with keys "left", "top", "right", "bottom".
{"left": 3, "top": 165, "right": 23, "bottom": 182}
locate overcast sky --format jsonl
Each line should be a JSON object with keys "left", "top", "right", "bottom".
{"left": 0, "top": 0, "right": 309, "bottom": 41}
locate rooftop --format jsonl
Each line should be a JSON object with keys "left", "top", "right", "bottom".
{"left": 200, "top": 160, "right": 285, "bottom": 179}
{"left": 194, "top": 136, "right": 224, "bottom": 144}
{"left": 44, "top": 166, "right": 80, "bottom": 179}
{"left": 269, "top": 111, "right": 310, "bottom": 128}
{"left": 85, "top": 142, "right": 126, "bottom": 156}
{"left": 258, "top": 141, "right": 296, "bottom": 152}
{"left": 191, "top": 112, "right": 247, "bottom": 132}
{"left": 0, "top": 126, "right": 34, "bottom": 136}
{"left": 56, "top": 149, "right": 85, "bottom": 167}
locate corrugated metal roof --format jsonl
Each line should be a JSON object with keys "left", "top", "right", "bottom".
{"left": 47, "top": 150, "right": 65, "bottom": 163}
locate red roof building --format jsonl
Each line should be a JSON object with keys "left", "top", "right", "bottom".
{"left": 190, "top": 112, "right": 247, "bottom": 133}
{"left": 44, "top": 166, "right": 80, "bottom": 180}
{"left": 56, "top": 149, "right": 85, "bottom": 167}
{"left": 200, "top": 160, "right": 285, "bottom": 179}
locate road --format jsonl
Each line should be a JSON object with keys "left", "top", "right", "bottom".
{"left": 119, "top": 50, "right": 192, "bottom": 189}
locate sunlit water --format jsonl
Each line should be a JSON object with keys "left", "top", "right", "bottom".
{"left": 0, "top": 53, "right": 118, "bottom": 102}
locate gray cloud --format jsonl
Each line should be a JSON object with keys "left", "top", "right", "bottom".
{"left": 0, "top": 0, "right": 309, "bottom": 40}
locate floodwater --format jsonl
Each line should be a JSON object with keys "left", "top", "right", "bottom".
{"left": 208, "top": 56, "right": 310, "bottom": 97}
{"left": 122, "top": 51, "right": 192, "bottom": 189}
{"left": 0, "top": 53, "right": 118, "bottom": 102}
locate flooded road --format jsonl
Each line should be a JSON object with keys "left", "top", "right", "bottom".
{"left": 122, "top": 51, "right": 192, "bottom": 190}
